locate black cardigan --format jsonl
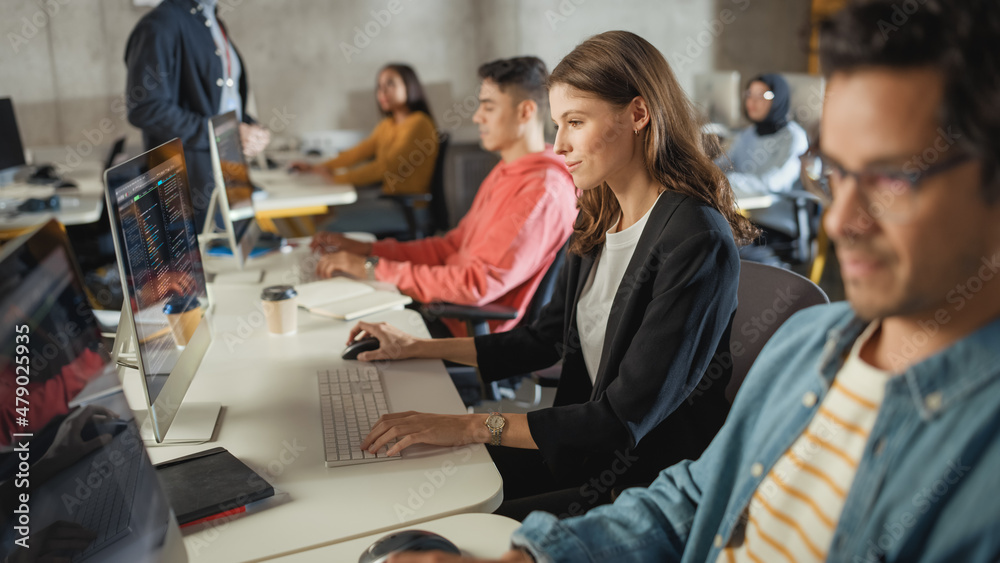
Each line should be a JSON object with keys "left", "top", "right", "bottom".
{"left": 475, "top": 191, "right": 740, "bottom": 484}
{"left": 124, "top": 0, "right": 253, "bottom": 226}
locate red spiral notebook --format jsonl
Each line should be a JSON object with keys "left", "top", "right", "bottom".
{"left": 154, "top": 447, "right": 274, "bottom": 526}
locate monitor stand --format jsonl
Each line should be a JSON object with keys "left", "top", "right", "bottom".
{"left": 133, "top": 401, "right": 221, "bottom": 445}
{"left": 112, "top": 305, "right": 221, "bottom": 446}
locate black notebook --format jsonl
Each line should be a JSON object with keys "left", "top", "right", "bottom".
{"left": 155, "top": 447, "right": 274, "bottom": 525}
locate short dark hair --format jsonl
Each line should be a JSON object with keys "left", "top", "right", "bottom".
{"left": 819, "top": 0, "right": 1000, "bottom": 201}
{"left": 477, "top": 56, "right": 549, "bottom": 120}
{"left": 379, "top": 63, "right": 434, "bottom": 123}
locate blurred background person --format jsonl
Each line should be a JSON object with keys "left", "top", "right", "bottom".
{"left": 124, "top": 0, "right": 270, "bottom": 230}
{"left": 718, "top": 73, "right": 808, "bottom": 199}
{"left": 291, "top": 63, "right": 439, "bottom": 235}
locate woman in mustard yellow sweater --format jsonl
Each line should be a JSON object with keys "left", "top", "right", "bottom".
{"left": 292, "top": 63, "right": 439, "bottom": 234}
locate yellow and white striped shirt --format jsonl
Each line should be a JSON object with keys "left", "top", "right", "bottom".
{"left": 719, "top": 322, "right": 892, "bottom": 563}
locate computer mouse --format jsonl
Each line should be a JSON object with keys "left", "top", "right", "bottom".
{"left": 342, "top": 336, "right": 380, "bottom": 360}
{"left": 29, "top": 164, "right": 58, "bottom": 180}
{"left": 56, "top": 179, "right": 77, "bottom": 189}
{"left": 358, "top": 530, "right": 460, "bottom": 563}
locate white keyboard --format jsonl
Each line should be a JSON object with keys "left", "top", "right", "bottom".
{"left": 318, "top": 366, "right": 401, "bottom": 467}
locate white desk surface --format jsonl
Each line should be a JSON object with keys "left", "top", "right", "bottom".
{"left": 272, "top": 513, "right": 521, "bottom": 562}
{"left": 251, "top": 169, "right": 357, "bottom": 210}
{"left": 0, "top": 155, "right": 358, "bottom": 231}
{"left": 0, "top": 161, "right": 106, "bottom": 228}
{"left": 146, "top": 248, "right": 502, "bottom": 562}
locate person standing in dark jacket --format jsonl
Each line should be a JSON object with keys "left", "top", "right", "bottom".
{"left": 124, "top": 0, "right": 269, "bottom": 230}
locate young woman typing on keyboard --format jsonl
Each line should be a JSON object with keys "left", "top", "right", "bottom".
{"left": 353, "top": 31, "right": 756, "bottom": 519}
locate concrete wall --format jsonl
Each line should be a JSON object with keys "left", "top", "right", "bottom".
{"left": 714, "top": 0, "right": 812, "bottom": 85}
{"left": 0, "top": 0, "right": 809, "bottom": 165}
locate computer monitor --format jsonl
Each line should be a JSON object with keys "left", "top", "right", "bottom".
{"left": 103, "top": 138, "right": 220, "bottom": 444}
{"left": 0, "top": 97, "right": 27, "bottom": 184}
{"left": 0, "top": 219, "right": 187, "bottom": 562}
{"left": 692, "top": 71, "right": 743, "bottom": 130}
{"left": 205, "top": 110, "right": 261, "bottom": 269}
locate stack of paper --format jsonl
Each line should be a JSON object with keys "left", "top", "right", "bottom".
{"left": 295, "top": 278, "right": 412, "bottom": 321}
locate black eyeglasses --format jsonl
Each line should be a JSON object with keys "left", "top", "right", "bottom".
{"left": 799, "top": 148, "right": 974, "bottom": 221}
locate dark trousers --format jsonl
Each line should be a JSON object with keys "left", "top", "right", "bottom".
{"left": 488, "top": 446, "right": 615, "bottom": 521}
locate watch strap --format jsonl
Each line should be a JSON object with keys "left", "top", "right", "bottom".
{"left": 487, "top": 411, "right": 504, "bottom": 446}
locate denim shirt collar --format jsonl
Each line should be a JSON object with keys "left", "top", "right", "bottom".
{"left": 818, "top": 311, "right": 1000, "bottom": 419}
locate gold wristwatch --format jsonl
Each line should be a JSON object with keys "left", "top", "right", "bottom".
{"left": 485, "top": 412, "right": 506, "bottom": 446}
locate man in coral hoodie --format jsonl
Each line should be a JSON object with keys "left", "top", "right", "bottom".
{"left": 312, "top": 56, "right": 578, "bottom": 337}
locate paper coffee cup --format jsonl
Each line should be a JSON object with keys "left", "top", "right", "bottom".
{"left": 163, "top": 296, "right": 202, "bottom": 347}
{"left": 261, "top": 285, "right": 298, "bottom": 335}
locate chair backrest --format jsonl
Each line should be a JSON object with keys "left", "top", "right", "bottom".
{"left": 427, "top": 131, "right": 450, "bottom": 234}
{"left": 725, "top": 260, "right": 829, "bottom": 403}
{"left": 523, "top": 241, "right": 568, "bottom": 325}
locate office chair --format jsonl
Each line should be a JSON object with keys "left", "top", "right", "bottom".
{"left": 374, "top": 132, "right": 450, "bottom": 240}
{"left": 743, "top": 184, "right": 823, "bottom": 267}
{"left": 426, "top": 242, "right": 568, "bottom": 405}
{"left": 725, "top": 260, "right": 829, "bottom": 403}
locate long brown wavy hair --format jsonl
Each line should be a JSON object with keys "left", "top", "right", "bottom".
{"left": 549, "top": 31, "right": 757, "bottom": 255}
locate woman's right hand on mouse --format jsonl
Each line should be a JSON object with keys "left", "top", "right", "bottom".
{"left": 347, "top": 321, "right": 421, "bottom": 362}
{"left": 387, "top": 548, "right": 534, "bottom": 562}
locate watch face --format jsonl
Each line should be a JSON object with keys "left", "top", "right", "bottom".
{"left": 486, "top": 414, "right": 505, "bottom": 429}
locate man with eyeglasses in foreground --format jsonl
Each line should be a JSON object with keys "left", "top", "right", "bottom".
{"left": 390, "top": 1, "right": 1000, "bottom": 562}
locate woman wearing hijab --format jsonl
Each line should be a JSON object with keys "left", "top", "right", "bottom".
{"left": 718, "top": 73, "right": 809, "bottom": 199}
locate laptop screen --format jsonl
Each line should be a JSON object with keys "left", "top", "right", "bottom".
{"left": 210, "top": 111, "right": 254, "bottom": 236}
{"left": 0, "top": 220, "right": 185, "bottom": 562}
